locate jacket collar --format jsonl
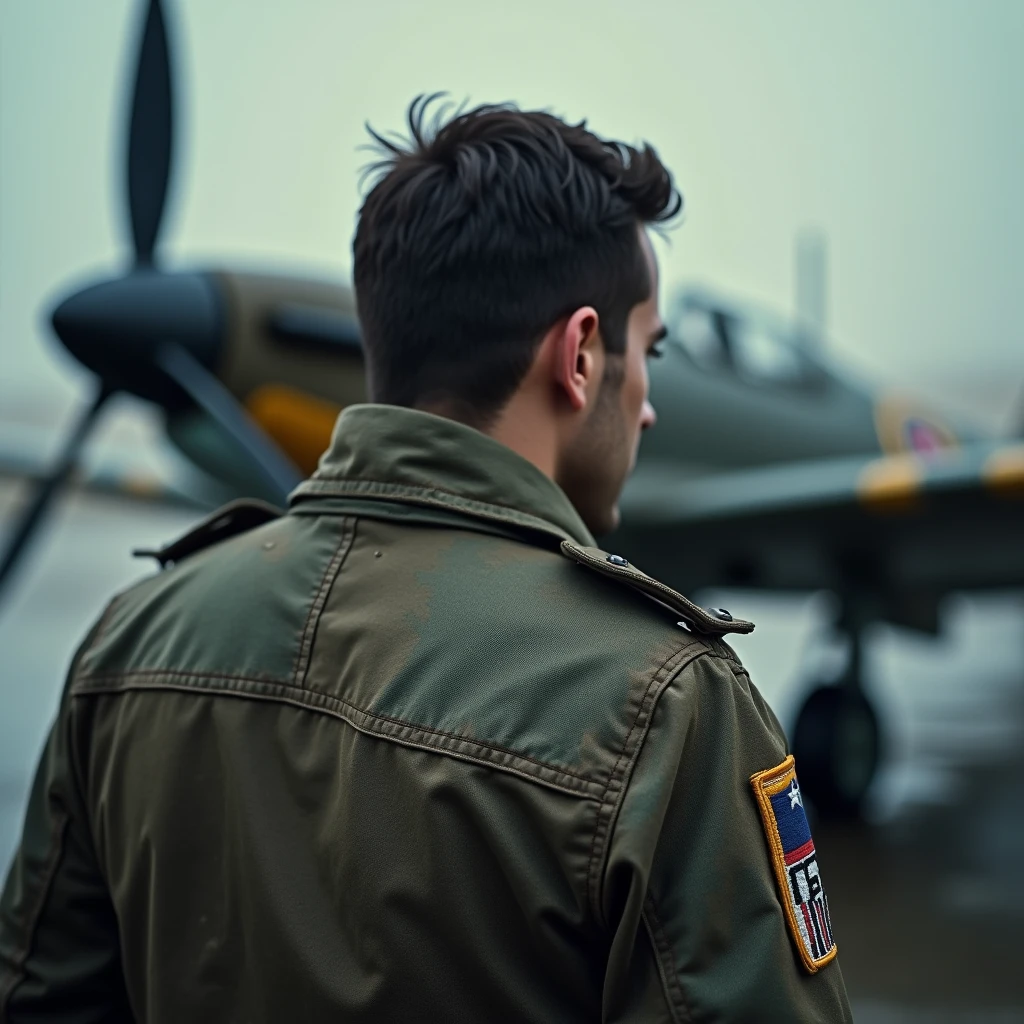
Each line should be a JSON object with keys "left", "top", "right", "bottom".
{"left": 289, "top": 404, "right": 596, "bottom": 548}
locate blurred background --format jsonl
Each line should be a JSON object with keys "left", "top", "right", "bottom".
{"left": 2, "top": 1, "right": 1023, "bottom": 1019}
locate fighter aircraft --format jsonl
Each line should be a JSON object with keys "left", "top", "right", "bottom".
{"left": 2, "top": 0, "right": 1022, "bottom": 816}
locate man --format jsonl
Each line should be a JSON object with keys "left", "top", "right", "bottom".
{"left": 0, "top": 98, "right": 852, "bottom": 1021}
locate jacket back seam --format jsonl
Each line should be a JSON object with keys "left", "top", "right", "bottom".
{"left": 70, "top": 673, "right": 603, "bottom": 799}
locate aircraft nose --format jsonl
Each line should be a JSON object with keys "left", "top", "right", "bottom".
{"left": 51, "top": 270, "right": 223, "bottom": 396}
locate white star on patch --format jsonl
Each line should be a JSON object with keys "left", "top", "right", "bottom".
{"left": 789, "top": 780, "right": 802, "bottom": 810}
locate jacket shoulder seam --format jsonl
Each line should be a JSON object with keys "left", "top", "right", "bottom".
{"left": 586, "top": 646, "right": 740, "bottom": 923}
{"left": 70, "top": 671, "right": 603, "bottom": 799}
{"left": 585, "top": 639, "right": 709, "bottom": 921}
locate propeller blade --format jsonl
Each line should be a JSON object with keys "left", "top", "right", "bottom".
{"left": 127, "top": 0, "right": 174, "bottom": 265}
{"left": 156, "top": 344, "right": 303, "bottom": 504}
{"left": 0, "top": 386, "right": 114, "bottom": 602}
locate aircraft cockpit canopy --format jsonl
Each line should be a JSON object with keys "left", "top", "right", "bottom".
{"left": 668, "top": 294, "right": 823, "bottom": 391}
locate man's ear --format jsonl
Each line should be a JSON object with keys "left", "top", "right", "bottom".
{"left": 553, "top": 306, "right": 601, "bottom": 412}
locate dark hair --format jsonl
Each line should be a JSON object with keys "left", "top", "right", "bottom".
{"left": 353, "top": 95, "right": 682, "bottom": 425}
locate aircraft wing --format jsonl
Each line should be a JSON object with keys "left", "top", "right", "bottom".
{"left": 0, "top": 426, "right": 225, "bottom": 514}
{"left": 614, "top": 440, "right": 1024, "bottom": 632}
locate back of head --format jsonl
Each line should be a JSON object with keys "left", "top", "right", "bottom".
{"left": 353, "top": 95, "right": 681, "bottom": 428}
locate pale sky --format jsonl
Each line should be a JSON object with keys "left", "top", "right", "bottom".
{"left": 2, "top": 0, "right": 1023, "bottom": 442}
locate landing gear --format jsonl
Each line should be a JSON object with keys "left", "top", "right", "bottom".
{"left": 792, "top": 625, "right": 881, "bottom": 818}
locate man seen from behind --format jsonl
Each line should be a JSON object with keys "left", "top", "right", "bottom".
{"left": 0, "top": 96, "right": 853, "bottom": 1022}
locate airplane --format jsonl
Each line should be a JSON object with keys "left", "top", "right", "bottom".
{"left": 1, "top": 0, "right": 1022, "bottom": 818}
{"left": 614, "top": 295, "right": 1024, "bottom": 814}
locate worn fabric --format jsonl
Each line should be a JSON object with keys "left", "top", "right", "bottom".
{"left": 0, "top": 404, "right": 852, "bottom": 1022}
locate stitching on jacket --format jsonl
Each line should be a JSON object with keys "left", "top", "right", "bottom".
{"left": 584, "top": 641, "right": 702, "bottom": 921}
{"left": 0, "top": 809, "right": 70, "bottom": 1014}
{"left": 300, "top": 477, "right": 551, "bottom": 518}
{"left": 594, "top": 649, "right": 742, "bottom": 911}
{"left": 295, "top": 479, "right": 574, "bottom": 541}
{"left": 642, "top": 896, "right": 694, "bottom": 1024}
{"left": 70, "top": 672, "right": 601, "bottom": 794}
{"left": 290, "top": 516, "right": 357, "bottom": 687}
{"left": 74, "top": 668, "right": 288, "bottom": 688}
{"left": 586, "top": 645, "right": 740, "bottom": 924}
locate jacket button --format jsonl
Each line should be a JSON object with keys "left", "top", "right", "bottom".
{"left": 710, "top": 607, "right": 733, "bottom": 621}
{"left": 606, "top": 554, "right": 629, "bottom": 567}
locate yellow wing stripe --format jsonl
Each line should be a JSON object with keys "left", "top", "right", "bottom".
{"left": 856, "top": 455, "right": 922, "bottom": 512}
{"left": 984, "top": 444, "right": 1024, "bottom": 498}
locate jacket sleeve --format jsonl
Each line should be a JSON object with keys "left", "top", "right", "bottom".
{"left": 0, "top": 627, "right": 132, "bottom": 1022}
{"left": 601, "top": 649, "right": 853, "bottom": 1023}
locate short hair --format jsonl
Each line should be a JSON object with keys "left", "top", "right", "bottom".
{"left": 353, "top": 95, "right": 682, "bottom": 425}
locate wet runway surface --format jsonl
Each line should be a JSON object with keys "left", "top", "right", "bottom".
{"left": 2, "top": 480, "right": 1022, "bottom": 1020}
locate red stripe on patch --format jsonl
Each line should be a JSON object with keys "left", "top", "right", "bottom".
{"left": 800, "top": 902, "right": 819, "bottom": 958}
{"left": 784, "top": 838, "right": 815, "bottom": 865}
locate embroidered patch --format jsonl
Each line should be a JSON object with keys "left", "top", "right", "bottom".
{"left": 750, "top": 755, "right": 837, "bottom": 972}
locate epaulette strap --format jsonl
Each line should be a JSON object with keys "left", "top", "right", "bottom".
{"left": 134, "top": 498, "right": 282, "bottom": 568}
{"left": 560, "top": 540, "right": 755, "bottom": 636}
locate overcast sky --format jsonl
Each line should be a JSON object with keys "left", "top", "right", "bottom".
{"left": 2, "top": 0, "right": 1023, "bottom": 441}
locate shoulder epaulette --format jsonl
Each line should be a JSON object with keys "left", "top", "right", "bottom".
{"left": 560, "top": 540, "right": 755, "bottom": 637}
{"left": 134, "top": 498, "right": 282, "bottom": 568}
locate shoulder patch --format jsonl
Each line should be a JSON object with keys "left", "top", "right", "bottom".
{"left": 559, "top": 541, "right": 755, "bottom": 636}
{"left": 133, "top": 498, "right": 282, "bottom": 568}
{"left": 750, "top": 755, "right": 837, "bottom": 972}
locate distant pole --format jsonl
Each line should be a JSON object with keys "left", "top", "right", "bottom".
{"left": 795, "top": 228, "right": 828, "bottom": 344}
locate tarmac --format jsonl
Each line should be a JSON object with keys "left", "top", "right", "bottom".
{"left": 1, "top": 479, "right": 1022, "bottom": 1021}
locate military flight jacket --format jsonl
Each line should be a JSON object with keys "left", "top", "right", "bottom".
{"left": 0, "top": 405, "right": 852, "bottom": 1023}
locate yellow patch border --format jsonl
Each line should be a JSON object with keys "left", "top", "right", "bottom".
{"left": 750, "top": 755, "right": 838, "bottom": 973}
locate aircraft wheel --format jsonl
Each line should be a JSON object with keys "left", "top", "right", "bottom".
{"left": 792, "top": 685, "right": 880, "bottom": 818}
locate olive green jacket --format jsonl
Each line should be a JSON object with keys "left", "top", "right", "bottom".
{"left": 0, "top": 405, "right": 852, "bottom": 1023}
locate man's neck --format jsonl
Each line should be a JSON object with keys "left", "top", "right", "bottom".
{"left": 416, "top": 388, "right": 561, "bottom": 483}
{"left": 483, "top": 389, "right": 560, "bottom": 481}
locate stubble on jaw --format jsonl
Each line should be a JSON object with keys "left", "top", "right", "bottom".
{"left": 556, "top": 356, "right": 629, "bottom": 537}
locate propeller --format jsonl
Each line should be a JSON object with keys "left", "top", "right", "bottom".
{"left": 0, "top": 0, "right": 178, "bottom": 602}
{"left": 0, "top": 386, "right": 114, "bottom": 595}
{"left": 0, "top": 0, "right": 323, "bottom": 604}
{"left": 156, "top": 345, "right": 302, "bottom": 500}
{"left": 127, "top": 0, "right": 174, "bottom": 265}
{"left": 0, "top": 0, "right": 305, "bottom": 604}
